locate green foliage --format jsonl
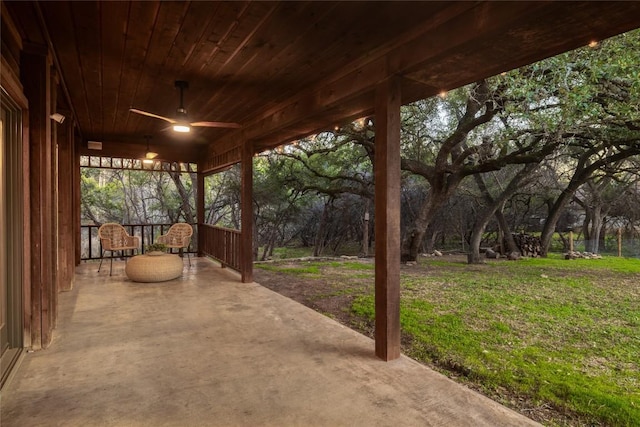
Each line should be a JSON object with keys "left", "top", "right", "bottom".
{"left": 255, "top": 263, "right": 320, "bottom": 276}
{"left": 145, "top": 243, "right": 167, "bottom": 252}
{"left": 347, "top": 256, "right": 640, "bottom": 425}
{"left": 81, "top": 167, "right": 195, "bottom": 224}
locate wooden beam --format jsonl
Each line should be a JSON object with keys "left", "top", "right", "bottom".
{"left": 57, "top": 107, "right": 75, "bottom": 291}
{"left": 240, "top": 139, "right": 253, "bottom": 283}
{"left": 78, "top": 139, "right": 202, "bottom": 165}
{"left": 73, "top": 130, "right": 81, "bottom": 265}
{"left": 196, "top": 169, "right": 205, "bottom": 258}
{"left": 374, "top": 77, "right": 401, "bottom": 361}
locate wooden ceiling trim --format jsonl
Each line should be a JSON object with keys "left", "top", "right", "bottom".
{"left": 78, "top": 139, "right": 202, "bottom": 164}
{"left": 1, "top": 2, "right": 23, "bottom": 53}
{"left": 6, "top": 1, "right": 45, "bottom": 45}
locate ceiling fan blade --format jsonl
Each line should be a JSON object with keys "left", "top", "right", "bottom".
{"left": 130, "top": 108, "right": 176, "bottom": 124}
{"left": 190, "top": 121, "right": 241, "bottom": 129}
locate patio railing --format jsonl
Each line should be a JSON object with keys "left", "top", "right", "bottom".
{"left": 199, "top": 224, "right": 241, "bottom": 271}
{"left": 80, "top": 223, "right": 198, "bottom": 261}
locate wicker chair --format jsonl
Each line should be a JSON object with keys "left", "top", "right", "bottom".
{"left": 157, "top": 223, "right": 193, "bottom": 266}
{"left": 98, "top": 223, "right": 140, "bottom": 275}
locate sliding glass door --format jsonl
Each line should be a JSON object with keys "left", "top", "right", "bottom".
{"left": 1, "top": 88, "right": 24, "bottom": 389}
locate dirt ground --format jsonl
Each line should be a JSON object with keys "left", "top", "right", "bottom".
{"left": 253, "top": 255, "right": 597, "bottom": 427}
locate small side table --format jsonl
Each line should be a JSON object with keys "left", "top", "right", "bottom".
{"left": 125, "top": 253, "right": 183, "bottom": 282}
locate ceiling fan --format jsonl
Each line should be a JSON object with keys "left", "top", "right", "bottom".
{"left": 129, "top": 80, "right": 241, "bottom": 133}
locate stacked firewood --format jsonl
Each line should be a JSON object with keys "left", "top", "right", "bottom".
{"left": 505, "top": 233, "right": 542, "bottom": 258}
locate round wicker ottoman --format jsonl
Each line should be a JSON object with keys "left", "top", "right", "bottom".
{"left": 125, "top": 253, "right": 183, "bottom": 282}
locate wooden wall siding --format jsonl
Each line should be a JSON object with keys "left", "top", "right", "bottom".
{"left": 49, "top": 68, "right": 58, "bottom": 330}
{"left": 57, "top": 115, "right": 75, "bottom": 291}
{"left": 374, "top": 78, "right": 402, "bottom": 361}
{"left": 201, "top": 146, "right": 241, "bottom": 174}
{"left": 1, "top": 13, "right": 32, "bottom": 349}
{"left": 21, "top": 44, "right": 55, "bottom": 349}
{"left": 200, "top": 224, "right": 241, "bottom": 271}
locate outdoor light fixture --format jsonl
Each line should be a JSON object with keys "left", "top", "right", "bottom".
{"left": 142, "top": 135, "right": 158, "bottom": 164}
{"left": 50, "top": 113, "right": 65, "bottom": 123}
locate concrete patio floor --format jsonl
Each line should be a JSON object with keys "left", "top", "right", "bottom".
{"left": 1, "top": 257, "right": 539, "bottom": 427}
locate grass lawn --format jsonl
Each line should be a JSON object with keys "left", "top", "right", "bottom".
{"left": 255, "top": 254, "right": 640, "bottom": 426}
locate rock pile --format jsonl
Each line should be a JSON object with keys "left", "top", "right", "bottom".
{"left": 564, "top": 251, "right": 603, "bottom": 260}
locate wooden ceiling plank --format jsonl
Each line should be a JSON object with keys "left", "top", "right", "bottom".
{"left": 100, "top": 1, "right": 130, "bottom": 135}
{"left": 215, "top": 1, "right": 640, "bottom": 151}
{"left": 404, "top": 1, "right": 640, "bottom": 96}
{"left": 25, "top": 0, "right": 640, "bottom": 160}
{"left": 199, "top": 1, "right": 367, "bottom": 125}
{"left": 187, "top": 2, "right": 280, "bottom": 121}
{"left": 40, "top": 2, "right": 92, "bottom": 131}
{"left": 219, "top": 2, "right": 468, "bottom": 127}
{"left": 70, "top": 1, "right": 103, "bottom": 136}
{"left": 116, "top": 1, "right": 161, "bottom": 139}
{"left": 195, "top": 2, "right": 342, "bottom": 118}
{"left": 129, "top": 1, "right": 190, "bottom": 127}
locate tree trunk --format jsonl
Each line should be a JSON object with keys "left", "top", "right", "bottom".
{"left": 495, "top": 210, "right": 519, "bottom": 255}
{"left": 469, "top": 166, "right": 535, "bottom": 263}
{"left": 401, "top": 189, "right": 451, "bottom": 262}
{"left": 165, "top": 166, "right": 196, "bottom": 224}
{"left": 468, "top": 210, "right": 495, "bottom": 264}
{"left": 587, "top": 205, "right": 604, "bottom": 253}
{"left": 313, "top": 199, "right": 331, "bottom": 257}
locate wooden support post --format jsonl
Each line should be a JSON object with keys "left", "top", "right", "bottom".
{"left": 617, "top": 228, "right": 622, "bottom": 257}
{"left": 240, "top": 141, "right": 254, "bottom": 283}
{"left": 197, "top": 170, "right": 205, "bottom": 257}
{"left": 374, "top": 77, "right": 401, "bottom": 361}
{"left": 57, "top": 109, "right": 74, "bottom": 291}
{"left": 362, "top": 206, "right": 370, "bottom": 257}
{"left": 569, "top": 230, "right": 574, "bottom": 253}
{"left": 73, "top": 132, "right": 81, "bottom": 265}
{"left": 22, "top": 44, "right": 54, "bottom": 349}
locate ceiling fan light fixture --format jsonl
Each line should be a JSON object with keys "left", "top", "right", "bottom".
{"left": 173, "top": 124, "right": 191, "bottom": 133}
{"left": 142, "top": 158, "right": 155, "bottom": 165}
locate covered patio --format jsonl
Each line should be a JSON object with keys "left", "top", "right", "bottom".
{"left": 1, "top": 258, "right": 538, "bottom": 426}
{"left": 2, "top": 1, "right": 640, "bottom": 422}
